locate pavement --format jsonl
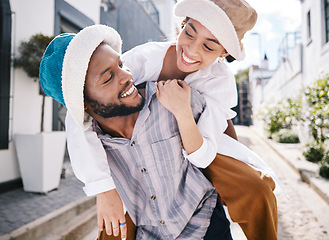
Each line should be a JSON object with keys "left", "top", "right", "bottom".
{"left": 0, "top": 162, "right": 87, "bottom": 237}
{"left": 0, "top": 125, "right": 328, "bottom": 239}
{"left": 247, "top": 125, "right": 329, "bottom": 206}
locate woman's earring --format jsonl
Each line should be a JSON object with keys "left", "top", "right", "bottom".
{"left": 218, "top": 57, "right": 224, "bottom": 64}
{"left": 84, "top": 106, "right": 88, "bottom": 111}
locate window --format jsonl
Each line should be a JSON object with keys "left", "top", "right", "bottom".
{"left": 307, "top": 10, "right": 311, "bottom": 40}
{"left": 325, "top": 0, "right": 329, "bottom": 43}
{"left": 137, "top": 0, "right": 159, "bottom": 25}
{"left": 0, "top": 0, "right": 11, "bottom": 149}
{"left": 60, "top": 17, "right": 80, "bottom": 34}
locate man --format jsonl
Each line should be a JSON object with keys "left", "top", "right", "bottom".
{"left": 39, "top": 25, "right": 232, "bottom": 240}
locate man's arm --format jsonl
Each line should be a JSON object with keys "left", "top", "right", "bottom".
{"left": 96, "top": 190, "right": 127, "bottom": 238}
{"left": 65, "top": 113, "right": 126, "bottom": 238}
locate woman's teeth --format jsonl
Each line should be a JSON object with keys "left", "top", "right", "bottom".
{"left": 182, "top": 52, "right": 198, "bottom": 64}
{"left": 121, "top": 85, "right": 135, "bottom": 98}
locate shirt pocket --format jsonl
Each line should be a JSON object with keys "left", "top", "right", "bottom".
{"left": 151, "top": 134, "right": 184, "bottom": 177}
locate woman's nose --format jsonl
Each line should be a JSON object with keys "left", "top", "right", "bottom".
{"left": 187, "top": 41, "right": 199, "bottom": 58}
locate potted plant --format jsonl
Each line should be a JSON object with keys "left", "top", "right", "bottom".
{"left": 14, "top": 34, "right": 67, "bottom": 193}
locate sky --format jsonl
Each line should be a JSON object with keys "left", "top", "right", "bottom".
{"left": 227, "top": 0, "right": 302, "bottom": 74}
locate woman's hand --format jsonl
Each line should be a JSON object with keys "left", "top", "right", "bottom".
{"left": 96, "top": 189, "right": 127, "bottom": 239}
{"left": 156, "top": 79, "right": 192, "bottom": 120}
{"left": 156, "top": 79, "right": 203, "bottom": 155}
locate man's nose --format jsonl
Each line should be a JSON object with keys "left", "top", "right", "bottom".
{"left": 118, "top": 67, "right": 133, "bottom": 84}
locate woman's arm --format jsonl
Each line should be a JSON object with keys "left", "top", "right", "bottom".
{"left": 224, "top": 119, "right": 238, "bottom": 140}
{"left": 156, "top": 79, "right": 226, "bottom": 168}
{"left": 156, "top": 70, "right": 237, "bottom": 168}
{"left": 156, "top": 80, "right": 203, "bottom": 154}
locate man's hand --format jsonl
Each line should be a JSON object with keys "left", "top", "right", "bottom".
{"left": 156, "top": 79, "right": 191, "bottom": 120}
{"left": 96, "top": 189, "right": 127, "bottom": 239}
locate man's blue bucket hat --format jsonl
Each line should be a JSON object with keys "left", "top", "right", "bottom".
{"left": 39, "top": 25, "right": 122, "bottom": 130}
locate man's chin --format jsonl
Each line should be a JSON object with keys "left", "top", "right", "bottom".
{"left": 98, "top": 96, "right": 145, "bottom": 119}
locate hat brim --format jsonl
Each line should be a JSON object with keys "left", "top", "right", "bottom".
{"left": 62, "top": 25, "right": 122, "bottom": 130}
{"left": 174, "top": 0, "right": 245, "bottom": 61}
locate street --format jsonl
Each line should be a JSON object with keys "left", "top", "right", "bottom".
{"left": 234, "top": 126, "right": 329, "bottom": 240}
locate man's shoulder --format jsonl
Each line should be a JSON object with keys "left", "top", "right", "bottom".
{"left": 190, "top": 88, "right": 206, "bottom": 115}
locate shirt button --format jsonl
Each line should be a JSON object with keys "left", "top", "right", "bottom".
{"left": 130, "top": 141, "right": 135, "bottom": 146}
{"left": 151, "top": 195, "right": 156, "bottom": 200}
{"left": 141, "top": 168, "right": 147, "bottom": 173}
{"left": 160, "top": 220, "right": 165, "bottom": 225}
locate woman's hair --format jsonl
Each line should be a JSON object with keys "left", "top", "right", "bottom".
{"left": 181, "top": 17, "right": 190, "bottom": 29}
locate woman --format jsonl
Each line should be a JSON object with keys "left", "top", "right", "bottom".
{"left": 66, "top": 0, "right": 281, "bottom": 239}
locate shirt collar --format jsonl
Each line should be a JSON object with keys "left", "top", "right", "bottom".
{"left": 145, "top": 82, "right": 156, "bottom": 105}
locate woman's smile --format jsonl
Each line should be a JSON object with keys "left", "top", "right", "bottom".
{"left": 181, "top": 51, "right": 200, "bottom": 66}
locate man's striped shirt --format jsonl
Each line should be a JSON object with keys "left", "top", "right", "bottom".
{"left": 94, "top": 82, "right": 217, "bottom": 239}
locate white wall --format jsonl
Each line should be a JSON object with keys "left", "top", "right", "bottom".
{"left": 262, "top": 44, "right": 303, "bottom": 103}
{"left": 65, "top": 0, "right": 101, "bottom": 24}
{"left": 249, "top": 66, "right": 275, "bottom": 113}
{"left": 10, "top": 0, "right": 55, "bottom": 134}
{"left": 0, "top": 0, "right": 55, "bottom": 184}
{"left": 152, "top": 0, "right": 178, "bottom": 40}
{"left": 251, "top": 0, "right": 329, "bottom": 129}
{"left": 0, "top": 0, "right": 102, "bottom": 184}
{"left": 301, "top": 0, "right": 329, "bottom": 85}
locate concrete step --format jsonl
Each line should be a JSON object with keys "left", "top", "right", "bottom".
{"left": 82, "top": 227, "right": 99, "bottom": 240}
{"left": 42, "top": 205, "right": 97, "bottom": 240}
{"left": 0, "top": 196, "right": 96, "bottom": 240}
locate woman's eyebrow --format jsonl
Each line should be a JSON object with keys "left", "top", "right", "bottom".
{"left": 188, "top": 23, "right": 220, "bottom": 45}
{"left": 206, "top": 38, "right": 220, "bottom": 45}
{"left": 188, "top": 23, "right": 197, "bottom": 33}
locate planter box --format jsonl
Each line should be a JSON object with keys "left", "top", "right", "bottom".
{"left": 15, "top": 131, "right": 66, "bottom": 193}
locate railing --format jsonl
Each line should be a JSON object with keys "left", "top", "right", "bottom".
{"left": 277, "top": 31, "right": 301, "bottom": 65}
{"left": 137, "top": 0, "right": 159, "bottom": 25}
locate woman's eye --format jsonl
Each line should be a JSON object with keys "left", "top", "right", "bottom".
{"left": 185, "top": 30, "right": 193, "bottom": 38}
{"left": 203, "top": 44, "right": 213, "bottom": 51}
{"left": 119, "top": 61, "right": 124, "bottom": 68}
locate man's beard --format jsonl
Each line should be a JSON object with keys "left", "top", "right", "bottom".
{"left": 86, "top": 95, "right": 145, "bottom": 119}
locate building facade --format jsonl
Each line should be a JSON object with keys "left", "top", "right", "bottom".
{"left": 250, "top": 0, "right": 329, "bottom": 120}
{"left": 0, "top": 0, "right": 176, "bottom": 191}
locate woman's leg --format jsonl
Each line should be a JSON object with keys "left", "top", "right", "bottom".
{"left": 203, "top": 154, "right": 278, "bottom": 240}
{"left": 97, "top": 213, "right": 136, "bottom": 240}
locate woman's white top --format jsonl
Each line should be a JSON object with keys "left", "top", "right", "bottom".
{"left": 65, "top": 41, "right": 284, "bottom": 196}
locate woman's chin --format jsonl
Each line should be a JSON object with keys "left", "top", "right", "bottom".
{"left": 178, "top": 61, "right": 198, "bottom": 73}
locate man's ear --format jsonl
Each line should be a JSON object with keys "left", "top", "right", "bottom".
{"left": 83, "top": 98, "right": 90, "bottom": 113}
{"left": 84, "top": 103, "right": 93, "bottom": 116}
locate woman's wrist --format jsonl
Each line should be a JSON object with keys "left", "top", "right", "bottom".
{"left": 173, "top": 106, "right": 193, "bottom": 122}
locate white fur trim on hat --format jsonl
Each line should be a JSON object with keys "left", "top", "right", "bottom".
{"left": 62, "top": 25, "right": 122, "bottom": 130}
{"left": 175, "top": 0, "right": 245, "bottom": 61}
